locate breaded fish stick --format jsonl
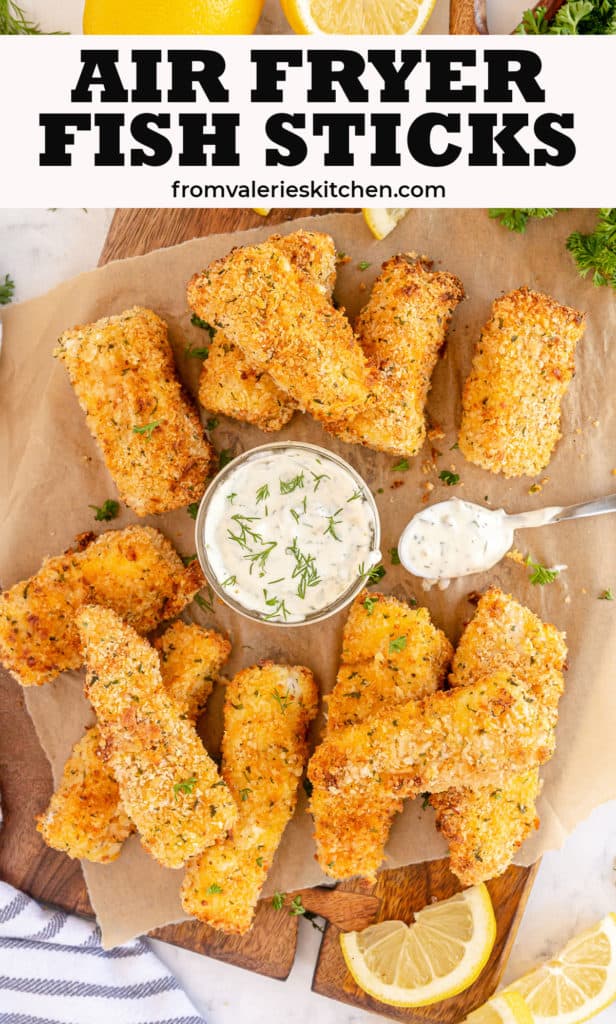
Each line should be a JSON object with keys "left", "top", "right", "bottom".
{"left": 308, "top": 669, "right": 558, "bottom": 798}
{"left": 0, "top": 525, "right": 203, "bottom": 687}
{"left": 311, "top": 592, "right": 452, "bottom": 881}
{"left": 199, "top": 231, "right": 337, "bottom": 432}
{"left": 431, "top": 588, "right": 566, "bottom": 885}
{"left": 78, "top": 605, "right": 237, "bottom": 868}
{"left": 330, "top": 255, "right": 464, "bottom": 456}
{"left": 55, "top": 306, "right": 214, "bottom": 515}
{"left": 188, "top": 238, "right": 369, "bottom": 426}
{"left": 458, "top": 288, "right": 585, "bottom": 477}
{"left": 37, "top": 622, "right": 231, "bottom": 863}
{"left": 181, "top": 662, "right": 318, "bottom": 933}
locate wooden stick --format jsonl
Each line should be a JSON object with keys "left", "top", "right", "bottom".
{"left": 289, "top": 887, "right": 381, "bottom": 933}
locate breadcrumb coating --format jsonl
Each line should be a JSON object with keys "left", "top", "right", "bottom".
{"left": 308, "top": 668, "right": 558, "bottom": 798}
{"left": 458, "top": 288, "right": 585, "bottom": 477}
{"left": 187, "top": 237, "right": 370, "bottom": 426}
{"left": 431, "top": 588, "right": 567, "bottom": 885}
{"left": 330, "top": 255, "right": 464, "bottom": 456}
{"left": 198, "top": 231, "right": 337, "bottom": 433}
{"left": 55, "top": 306, "right": 214, "bottom": 515}
{"left": 78, "top": 605, "right": 237, "bottom": 869}
{"left": 37, "top": 621, "right": 231, "bottom": 864}
{"left": 0, "top": 525, "right": 203, "bottom": 687}
{"left": 311, "top": 592, "right": 452, "bottom": 881}
{"left": 36, "top": 727, "right": 133, "bottom": 864}
{"left": 38, "top": 622, "right": 230, "bottom": 864}
{"left": 181, "top": 662, "right": 318, "bottom": 933}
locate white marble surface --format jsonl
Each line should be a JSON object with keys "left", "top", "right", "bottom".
{"left": 1, "top": 208, "right": 615, "bottom": 1024}
{"left": 17, "top": 0, "right": 531, "bottom": 35}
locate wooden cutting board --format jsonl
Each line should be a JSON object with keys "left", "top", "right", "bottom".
{"left": 0, "top": 208, "right": 539, "bottom": 1013}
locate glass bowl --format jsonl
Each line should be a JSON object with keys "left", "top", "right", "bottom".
{"left": 194, "top": 441, "right": 381, "bottom": 627}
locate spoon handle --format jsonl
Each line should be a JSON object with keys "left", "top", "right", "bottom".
{"left": 551, "top": 492, "right": 616, "bottom": 523}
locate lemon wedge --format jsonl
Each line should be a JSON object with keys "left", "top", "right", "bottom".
{"left": 280, "top": 0, "right": 435, "bottom": 34}
{"left": 505, "top": 914, "right": 616, "bottom": 1024}
{"left": 464, "top": 991, "right": 535, "bottom": 1024}
{"left": 253, "top": 208, "right": 272, "bottom": 217}
{"left": 363, "top": 208, "right": 409, "bottom": 240}
{"left": 340, "top": 883, "right": 496, "bottom": 1007}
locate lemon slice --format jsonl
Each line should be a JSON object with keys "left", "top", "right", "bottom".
{"left": 83, "top": 0, "right": 264, "bottom": 33}
{"left": 281, "top": 0, "right": 436, "bottom": 34}
{"left": 505, "top": 914, "right": 616, "bottom": 1024}
{"left": 253, "top": 208, "right": 271, "bottom": 217}
{"left": 340, "top": 883, "right": 496, "bottom": 1007}
{"left": 464, "top": 991, "right": 535, "bottom": 1024}
{"left": 363, "top": 208, "right": 409, "bottom": 241}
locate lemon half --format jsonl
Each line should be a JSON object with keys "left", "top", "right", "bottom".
{"left": 281, "top": 0, "right": 436, "bottom": 34}
{"left": 83, "top": 0, "right": 264, "bottom": 34}
{"left": 505, "top": 914, "right": 616, "bottom": 1024}
{"left": 340, "top": 883, "right": 497, "bottom": 1007}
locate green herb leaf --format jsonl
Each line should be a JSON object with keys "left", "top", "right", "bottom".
{"left": 194, "top": 587, "right": 215, "bottom": 614}
{"left": 600, "top": 588, "right": 614, "bottom": 600}
{"left": 0, "top": 274, "right": 15, "bottom": 305}
{"left": 420, "top": 792, "right": 431, "bottom": 810}
{"left": 272, "top": 892, "right": 285, "bottom": 911}
{"left": 89, "top": 499, "right": 119, "bottom": 522}
{"left": 181, "top": 553, "right": 198, "bottom": 566}
{"left": 218, "top": 449, "right": 234, "bottom": 470}
{"left": 280, "top": 472, "right": 305, "bottom": 494}
{"left": 526, "top": 555, "right": 560, "bottom": 585}
{"left": 392, "top": 458, "right": 410, "bottom": 472}
{"left": 363, "top": 595, "right": 378, "bottom": 615}
{"left": 439, "top": 470, "right": 460, "bottom": 486}
{"left": 0, "top": 1, "right": 65, "bottom": 33}
{"left": 516, "top": 1, "right": 616, "bottom": 35}
{"left": 190, "top": 314, "right": 216, "bottom": 337}
{"left": 256, "top": 483, "right": 270, "bottom": 503}
{"left": 207, "top": 883, "right": 223, "bottom": 895}
{"left": 132, "top": 420, "right": 160, "bottom": 438}
{"left": 289, "top": 895, "right": 306, "bottom": 916}
{"left": 187, "top": 502, "right": 200, "bottom": 520}
{"left": 489, "top": 208, "right": 559, "bottom": 233}
{"left": 206, "top": 417, "right": 219, "bottom": 431}
{"left": 389, "top": 635, "right": 407, "bottom": 654}
{"left": 358, "top": 260, "right": 371, "bottom": 271}
{"left": 173, "top": 776, "right": 197, "bottom": 799}
{"left": 358, "top": 562, "right": 386, "bottom": 586}
{"left": 389, "top": 547, "right": 401, "bottom": 566}
{"left": 566, "top": 209, "right": 616, "bottom": 290}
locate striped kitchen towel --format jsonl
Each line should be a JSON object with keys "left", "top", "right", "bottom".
{"left": 0, "top": 881, "right": 205, "bottom": 1024}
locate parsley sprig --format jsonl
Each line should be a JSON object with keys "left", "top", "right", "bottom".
{"left": 89, "top": 499, "right": 119, "bottom": 522}
{"left": 526, "top": 556, "right": 561, "bottom": 585}
{"left": 0, "top": 274, "right": 15, "bottom": 305}
{"left": 516, "top": 1, "right": 616, "bottom": 34}
{"left": 489, "top": 209, "right": 559, "bottom": 233}
{"left": 566, "top": 209, "right": 616, "bottom": 289}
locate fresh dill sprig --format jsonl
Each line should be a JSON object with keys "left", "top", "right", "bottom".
{"left": 358, "top": 562, "right": 386, "bottom": 585}
{"left": 244, "top": 540, "right": 277, "bottom": 576}
{"left": 489, "top": 208, "right": 560, "bottom": 233}
{"left": 566, "top": 209, "right": 616, "bottom": 289}
{"left": 280, "top": 472, "right": 305, "bottom": 494}
{"left": 262, "top": 590, "right": 290, "bottom": 622}
{"left": 0, "top": 0, "right": 66, "bottom": 33}
{"left": 310, "top": 470, "right": 330, "bottom": 491}
{"left": 287, "top": 538, "right": 321, "bottom": 599}
{"left": 323, "top": 508, "right": 343, "bottom": 541}
{"left": 227, "top": 513, "right": 263, "bottom": 550}
{"left": 256, "top": 483, "right": 270, "bottom": 504}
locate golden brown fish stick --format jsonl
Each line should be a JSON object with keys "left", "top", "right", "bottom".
{"left": 181, "top": 662, "right": 318, "bottom": 934}
{"left": 78, "top": 605, "right": 237, "bottom": 869}
{"left": 458, "top": 288, "right": 585, "bottom": 477}
{"left": 330, "top": 255, "right": 464, "bottom": 456}
{"left": 308, "top": 669, "right": 558, "bottom": 799}
{"left": 36, "top": 727, "right": 133, "bottom": 864}
{"left": 198, "top": 231, "right": 337, "bottom": 433}
{"left": 37, "top": 621, "right": 231, "bottom": 864}
{"left": 431, "top": 588, "right": 566, "bottom": 886}
{"left": 187, "top": 239, "right": 369, "bottom": 426}
{"left": 311, "top": 593, "right": 452, "bottom": 881}
{"left": 0, "top": 525, "right": 203, "bottom": 688}
{"left": 55, "top": 306, "right": 214, "bottom": 515}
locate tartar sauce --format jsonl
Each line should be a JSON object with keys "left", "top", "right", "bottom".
{"left": 199, "top": 445, "right": 380, "bottom": 624}
{"left": 398, "top": 498, "right": 515, "bottom": 586}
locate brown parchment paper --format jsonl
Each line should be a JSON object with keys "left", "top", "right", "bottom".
{"left": 1, "top": 209, "right": 615, "bottom": 948}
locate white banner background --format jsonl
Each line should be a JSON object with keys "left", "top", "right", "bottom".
{"left": 0, "top": 35, "right": 614, "bottom": 208}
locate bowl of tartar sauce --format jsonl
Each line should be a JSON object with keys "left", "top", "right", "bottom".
{"left": 195, "top": 442, "right": 381, "bottom": 626}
